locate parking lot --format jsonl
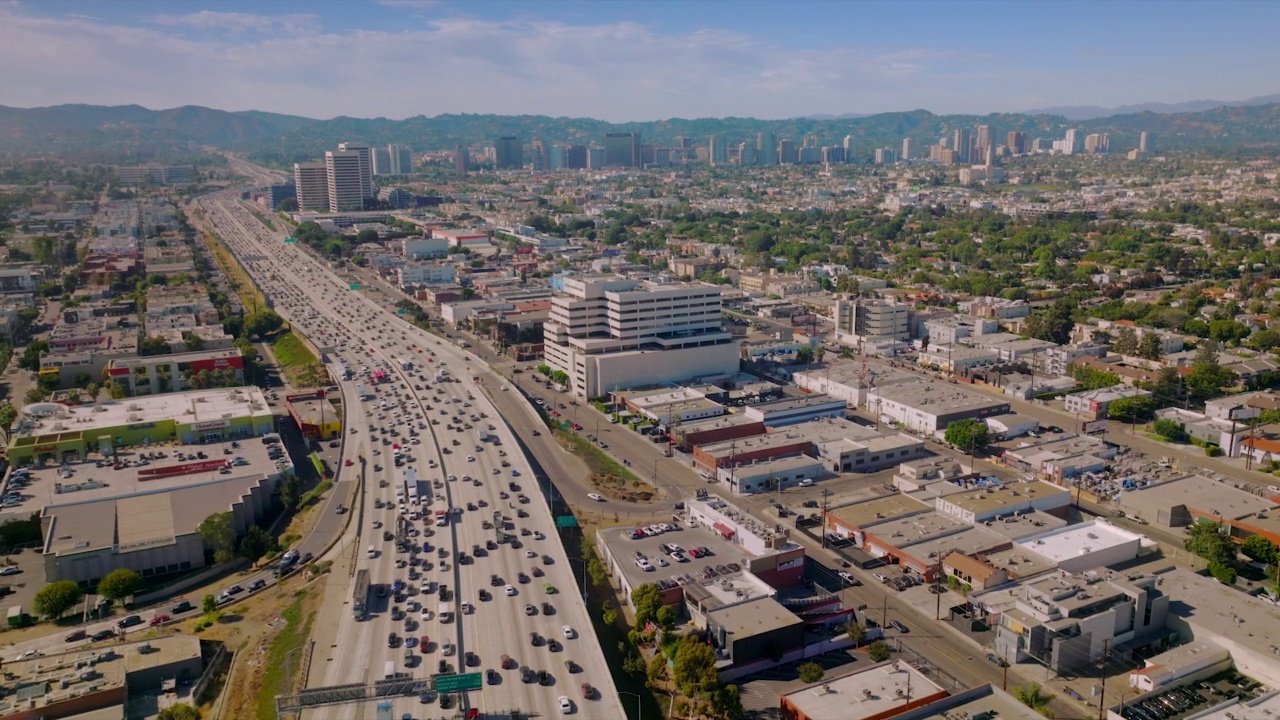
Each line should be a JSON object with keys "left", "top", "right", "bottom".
{"left": 1119, "top": 669, "right": 1264, "bottom": 720}
{"left": 598, "top": 521, "right": 747, "bottom": 595}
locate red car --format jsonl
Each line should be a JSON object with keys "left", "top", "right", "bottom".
{"left": 149, "top": 614, "right": 171, "bottom": 627}
{"left": 419, "top": 636, "right": 430, "bottom": 653}
{"left": 344, "top": 458, "right": 353, "bottom": 467}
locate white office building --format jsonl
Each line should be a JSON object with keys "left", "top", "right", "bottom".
{"left": 834, "top": 298, "right": 909, "bottom": 351}
{"left": 325, "top": 150, "right": 365, "bottom": 212}
{"left": 293, "top": 162, "right": 329, "bottom": 212}
{"left": 543, "top": 276, "right": 739, "bottom": 399}
{"left": 336, "top": 141, "right": 374, "bottom": 199}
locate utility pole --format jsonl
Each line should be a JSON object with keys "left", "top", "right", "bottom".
{"left": 820, "top": 489, "right": 832, "bottom": 548}
{"left": 1097, "top": 638, "right": 1113, "bottom": 720}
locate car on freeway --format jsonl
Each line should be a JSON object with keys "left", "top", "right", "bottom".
{"left": 562, "top": 625, "right": 576, "bottom": 639}
{"left": 117, "top": 615, "right": 143, "bottom": 630}
{"left": 91, "top": 629, "right": 116, "bottom": 642}
{"left": 559, "top": 696, "right": 574, "bottom": 714}
{"left": 64, "top": 629, "right": 87, "bottom": 643}
{"left": 170, "top": 600, "right": 194, "bottom": 614}
{"left": 149, "top": 614, "right": 171, "bottom": 627}
{"left": 505, "top": 584, "right": 517, "bottom": 596}
{"left": 587, "top": 493, "right": 604, "bottom": 502}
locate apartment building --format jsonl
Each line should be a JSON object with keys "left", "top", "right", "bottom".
{"left": 833, "top": 297, "right": 909, "bottom": 352}
{"left": 543, "top": 275, "right": 738, "bottom": 399}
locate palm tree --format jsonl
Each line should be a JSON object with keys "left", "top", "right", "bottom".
{"left": 1013, "top": 683, "right": 1056, "bottom": 718}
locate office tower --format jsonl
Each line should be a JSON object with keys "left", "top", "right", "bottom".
{"left": 587, "top": 147, "right": 606, "bottom": 169}
{"left": 737, "top": 143, "right": 757, "bottom": 166}
{"left": 564, "top": 145, "right": 588, "bottom": 169}
{"left": 835, "top": 297, "right": 909, "bottom": 347}
{"left": 822, "top": 146, "right": 845, "bottom": 164}
{"left": 1006, "top": 131, "right": 1027, "bottom": 155}
{"left": 874, "top": 147, "right": 898, "bottom": 164}
{"left": 799, "top": 146, "right": 821, "bottom": 164}
{"left": 673, "top": 136, "right": 692, "bottom": 149}
{"left": 1139, "top": 131, "right": 1150, "bottom": 152}
{"left": 1084, "top": 133, "right": 1110, "bottom": 153}
{"left": 293, "top": 162, "right": 328, "bottom": 211}
{"left": 529, "top": 139, "right": 547, "bottom": 171}
{"left": 389, "top": 144, "right": 413, "bottom": 175}
{"left": 975, "top": 124, "right": 991, "bottom": 157}
{"left": 603, "top": 132, "right": 640, "bottom": 167}
{"left": 756, "top": 132, "right": 777, "bottom": 165}
{"left": 901, "top": 137, "right": 915, "bottom": 160}
{"left": 452, "top": 146, "right": 469, "bottom": 173}
{"left": 983, "top": 144, "right": 995, "bottom": 167}
{"left": 778, "top": 139, "right": 797, "bottom": 165}
{"left": 708, "top": 135, "right": 728, "bottom": 166}
{"left": 543, "top": 276, "right": 738, "bottom": 398}
{"left": 640, "top": 144, "right": 657, "bottom": 166}
{"left": 952, "top": 129, "right": 971, "bottom": 163}
{"left": 843, "top": 135, "right": 856, "bottom": 161}
{"left": 371, "top": 147, "right": 392, "bottom": 176}
{"left": 336, "top": 142, "right": 373, "bottom": 198}
{"left": 1063, "top": 129, "right": 1078, "bottom": 155}
{"left": 547, "top": 146, "right": 565, "bottom": 170}
{"left": 325, "top": 150, "right": 364, "bottom": 212}
{"left": 495, "top": 137, "right": 523, "bottom": 169}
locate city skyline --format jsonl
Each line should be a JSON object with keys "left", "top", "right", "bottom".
{"left": 4, "top": 1, "right": 1279, "bottom": 122}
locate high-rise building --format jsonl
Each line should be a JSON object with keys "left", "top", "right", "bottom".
{"left": 587, "top": 147, "right": 606, "bottom": 169}
{"left": 874, "top": 147, "right": 898, "bottom": 164}
{"left": 389, "top": 144, "right": 413, "bottom": 175}
{"left": 901, "top": 137, "right": 915, "bottom": 160}
{"left": 737, "top": 143, "right": 757, "bottom": 166}
{"left": 495, "top": 137, "right": 523, "bottom": 169}
{"left": 708, "top": 135, "right": 727, "bottom": 166}
{"left": 531, "top": 139, "right": 547, "bottom": 171}
{"left": 756, "top": 132, "right": 777, "bottom": 165}
{"left": 843, "top": 135, "right": 856, "bottom": 162}
{"left": 452, "top": 146, "right": 469, "bottom": 173}
{"left": 603, "top": 132, "right": 640, "bottom": 167}
{"left": 293, "top": 162, "right": 328, "bottom": 212}
{"left": 543, "top": 276, "right": 738, "bottom": 399}
{"left": 325, "top": 150, "right": 365, "bottom": 212}
{"left": 337, "top": 142, "right": 374, "bottom": 198}
{"left": 975, "top": 124, "right": 992, "bottom": 158}
{"left": 1084, "top": 133, "right": 1110, "bottom": 153}
{"left": 835, "top": 298, "right": 909, "bottom": 349}
{"left": 564, "top": 145, "right": 588, "bottom": 169}
{"left": 778, "top": 139, "right": 797, "bottom": 165}
{"left": 371, "top": 147, "right": 392, "bottom": 176}
{"left": 822, "top": 146, "right": 845, "bottom": 164}
{"left": 672, "top": 136, "right": 692, "bottom": 149}
{"left": 1063, "top": 129, "right": 1078, "bottom": 155}
{"left": 1006, "top": 131, "right": 1028, "bottom": 155}
{"left": 1139, "top": 131, "right": 1150, "bottom": 152}
{"left": 953, "top": 129, "right": 971, "bottom": 163}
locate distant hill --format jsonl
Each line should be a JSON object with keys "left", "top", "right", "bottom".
{"left": 1024, "top": 93, "right": 1280, "bottom": 120}
{"left": 1, "top": 101, "right": 1279, "bottom": 164}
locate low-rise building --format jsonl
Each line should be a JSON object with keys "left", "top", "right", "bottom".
{"left": 718, "top": 455, "right": 824, "bottom": 494}
{"left": 105, "top": 349, "right": 245, "bottom": 396}
{"left": 692, "top": 430, "right": 814, "bottom": 473}
{"left": 918, "top": 345, "right": 1001, "bottom": 373}
{"left": 778, "top": 660, "right": 946, "bottom": 720}
{"left": 1063, "top": 385, "right": 1152, "bottom": 421}
{"left": 742, "top": 394, "right": 848, "bottom": 427}
{"left": 669, "top": 413, "right": 766, "bottom": 451}
{"left": 868, "top": 380, "right": 1011, "bottom": 435}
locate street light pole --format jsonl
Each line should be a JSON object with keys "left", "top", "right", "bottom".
{"left": 619, "top": 690, "right": 642, "bottom": 720}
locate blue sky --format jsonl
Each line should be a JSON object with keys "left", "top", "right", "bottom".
{"left": 3, "top": 0, "right": 1278, "bottom": 121}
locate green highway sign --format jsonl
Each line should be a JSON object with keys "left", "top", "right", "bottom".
{"left": 555, "top": 516, "right": 578, "bottom": 528}
{"left": 396, "top": 309, "right": 407, "bottom": 315}
{"left": 349, "top": 284, "right": 362, "bottom": 290}
{"left": 434, "top": 672, "right": 482, "bottom": 693}
{"left": 284, "top": 237, "right": 297, "bottom": 243}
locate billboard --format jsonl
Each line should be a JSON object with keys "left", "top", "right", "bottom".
{"left": 190, "top": 356, "right": 245, "bottom": 373}
{"left": 1082, "top": 419, "right": 1108, "bottom": 435}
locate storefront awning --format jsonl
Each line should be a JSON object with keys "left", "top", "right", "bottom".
{"left": 712, "top": 522, "right": 735, "bottom": 538}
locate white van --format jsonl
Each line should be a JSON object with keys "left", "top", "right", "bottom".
{"left": 367, "top": 545, "right": 377, "bottom": 559}
{"left": 384, "top": 660, "right": 396, "bottom": 679}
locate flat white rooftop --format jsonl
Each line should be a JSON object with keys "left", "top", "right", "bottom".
{"left": 780, "top": 660, "right": 942, "bottom": 720}
{"left": 17, "top": 387, "right": 269, "bottom": 438}
{"left": 1015, "top": 520, "right": 1144, "bottom": 564}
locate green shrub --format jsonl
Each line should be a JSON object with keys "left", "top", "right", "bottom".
{"left": 1206, "top": 446, "right": 1223, "bottom": 457}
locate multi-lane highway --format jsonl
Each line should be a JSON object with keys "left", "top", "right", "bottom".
{"left": 196, "top": 188, "right": 622, "bottom": 719}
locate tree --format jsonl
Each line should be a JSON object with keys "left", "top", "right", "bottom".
{"left": 97, "top": 568, "right": 142, "bottom": 604}
{"left": 1185, "top": 343, "right": 1238, "bottom": 400}
{"left": 646, "top": 654, "right": 668, "bottom": 685}
{"left": 1137, "top": 332, "right": 1165, "bottom": 360}
{"left": 846, "top": 623, "right": 867, "bottom": 645}
{"left": 655, "top": 604, "right": 676, "bottom": 631}
{"left": 34, "top": 580, "right": 84, "bottom": 619}
{"left": 944, "top": 418, "right": 990, "bottom": 454}
{"left": 707, "top": 683, "right": 743, "bottom": 720}
{"left": 158, "top": 704, "right": 201, "bottom": 720}
{"left": 1107, "top": 396, "right": 1156, "bottom": 423}
{"left": 197, "top": 511, "right": 237, "bottom": 564}
{"left": 671, "top": 635, "right": 718, "bottom": 695}
{"left": 138, "top": 335, "right": 171, "bottom": 356}
{"left": 1242, "top": 535, "right": 1280, "bottom": 566}
{"left": 275, "top": 197, "right": 298, "bottom": 212}
{"left": 798, "top": 661, "right": 825, "bottom": 683}
{"left": 17, "top": 339, "right": 49, "bottom": 370}
{"left": 1072, "top": 366, "right": 1120, "bottom": 390}
{"left": 1013, "top": 683, "right": 1056, "bottom": 718}
{"left": 1153, "top": 418, "right": 1187, "bottom": 442}
{"left": 244, "top": 309, "right": 284, "bottom": 339}
{"left": 867, "top": 639, "right": 891, "bottom": 662}
{"left": 1184, "top": 522, "right": 1235, "bottom": 567}
{"left": 85, "top": 382, "right": 100, "bottom": 401}
{"left": 280, "top": 473, "right": 301, "bottom": 510}
{"left": 201, "top": 594, "right": 218, "bottom": 614}
{"left": 1023, "top": 302, "right": 1073, "bottom": 345}
{"left": 794, "top": 346, "right": 815, "bottom": 365}
{"left": 238, "top": 524, "right": 277, "bottom": 561}
{"left": 1144, "top": 366, "right": 1184, "bottom": 405}
{"left": 0, "top": 404, "right": 17, "bottom": 436}
{"left": 631, "top": 583, "right": 663, "bottom": 630}
{"left": 182, "top": 333, "right": 205, "bottom": 352}
{"left": 1112, "top": 327, "right": 1139, "bottom": 355}
{"left": 355, "top": 228, "right": 380, "bottom": 244}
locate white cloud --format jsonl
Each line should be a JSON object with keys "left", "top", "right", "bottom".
{"left": 147, "top": 10, "right": 320, "bottom": 35}
{"left": 2, "top": 5, "right": 1265, "bottom": 122}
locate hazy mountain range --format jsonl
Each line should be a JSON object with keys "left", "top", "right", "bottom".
{"left": 2, "top": 99, "right": 1280, "bottom": 165}
{"left": 1023, "top": 93, "right": 1280, "bottom": 120}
